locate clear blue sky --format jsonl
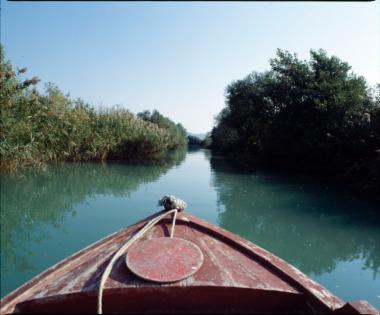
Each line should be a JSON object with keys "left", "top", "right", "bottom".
{"left": 1, "top": 1, "right": 379, "bottom": 133}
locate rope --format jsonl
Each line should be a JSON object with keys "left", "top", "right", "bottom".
{"left": 170, "top": 209, "right": 177, "bottom": 238}
{"left": 97, "top": 209, "right": 178, "bottom": 314}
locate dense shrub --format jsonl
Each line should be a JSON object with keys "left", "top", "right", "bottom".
{"left": 211, "top": 49, "right": 380, "bottom": 195}
{"left": 0, "top": 47, "right": 187, "bottom": 171}
{"left": 187, "top": 133, "right": 212, "bottom": 148}
{"left": 137, "top": 110, "right": 187, "bottom": 149}
{"left": 187, "top": 135, "right": 203, "bottom": 147}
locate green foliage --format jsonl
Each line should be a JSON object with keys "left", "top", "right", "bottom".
{"left": 211, "top": 49, "right": 380, "bottom": 195}
{"left": 187, "top": 133, "right": 212, "bottom": 148}
{"left": 137, "top": 110, "right": 187, "bottom": 149}
{"left": 0, "top": 47, "right": 187, "bottom": 171}
{"left": 202, "top": 132, "right": 212, "bottom": 148}
{"left": 187, "top": 134, "right": 203, "bottom": 147}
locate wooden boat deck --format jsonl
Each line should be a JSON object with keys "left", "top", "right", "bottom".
{"left": 0, "top": 211, "right": 378, "bottom": 314}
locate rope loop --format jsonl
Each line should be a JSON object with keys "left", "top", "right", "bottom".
{"left": 98, "top": 207, "right": 181, "bottom": 314}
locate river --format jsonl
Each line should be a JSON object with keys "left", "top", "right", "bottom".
{"left": 1, "top": 149, "right": 379, "bottom": 307}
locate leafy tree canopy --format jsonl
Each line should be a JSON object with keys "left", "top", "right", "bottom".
{"left": 211, "top": 49, "right": 380, "bottom": 195}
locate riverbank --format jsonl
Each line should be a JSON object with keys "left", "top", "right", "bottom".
{"left": 210, "top": 152, "right": 380, "bottom": 203}
{"left": 210, "top": 49, "right": 380, "bottom": 201}
{"left": 0, "top": 47, "right": 187, "bottom": 172}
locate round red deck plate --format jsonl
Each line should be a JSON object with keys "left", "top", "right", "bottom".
{"left": 126, "top": 237, "right": 203, "bottom": 283}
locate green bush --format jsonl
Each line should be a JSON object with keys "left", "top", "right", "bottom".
{"left": 211, "top": 49, "right": 380, "bottom": 195}
{"left": 137, "top": 110, "right": 187, "bottom": 149}
{"left": 0, "top": 47, "right": 187, "bottom": 171}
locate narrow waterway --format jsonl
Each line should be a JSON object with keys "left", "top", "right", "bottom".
{"left": 1, "top": 149, "right": 379, "bottom": 307}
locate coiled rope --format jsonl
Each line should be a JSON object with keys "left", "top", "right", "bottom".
{"left": 97, "top": 208, "right": 178, "bottom": 314}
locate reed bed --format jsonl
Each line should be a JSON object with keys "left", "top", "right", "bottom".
{"left": 0, "top": 47, "right": 187, "bottom": 171}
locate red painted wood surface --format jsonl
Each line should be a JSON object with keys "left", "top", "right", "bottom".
{"left": 0, "top": 210, "right": 378, "bottom": 314}
{"left": 126, "top": 237, "right": 203, "bottom": 283}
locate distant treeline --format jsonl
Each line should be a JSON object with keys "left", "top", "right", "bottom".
{"left": 0, "top": 47, "right": 187, "bottom": 171}
{"left": 211, "top": 49, "right": 380, "bottom": 195}
{"left": 187, "top": 134, "right": 211, "bottom": 147}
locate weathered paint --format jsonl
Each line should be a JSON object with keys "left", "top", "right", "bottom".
{"left": 0, "top": 210, "right": 378, "bottom": 314}
{"left": 126, "top": 237, "right": 204, "bottom": 283}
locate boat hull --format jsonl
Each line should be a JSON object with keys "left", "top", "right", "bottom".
{"left": 1, "top": 211, "right": 378, "bottom": 314}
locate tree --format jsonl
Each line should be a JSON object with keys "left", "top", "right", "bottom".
{"left": 211, "top": 49, "right": 379, "bottom": 195}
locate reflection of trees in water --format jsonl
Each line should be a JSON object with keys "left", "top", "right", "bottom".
{"left": 210, "top": 155, "right": 380, "bottom": 278}
{"left": 187, "top": 147, "right": 212, "bottom": 161}
{"left": 0, "top": 149, "right": 186, "bottom": 274}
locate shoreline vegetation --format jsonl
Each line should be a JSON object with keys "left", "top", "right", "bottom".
{"left": 1, "top": 46, "right": 379, "bottom": 200}
{"left": 210, "top": 49, "right": 380, "bottom": 198}
{"left": 0, "top": 47, "right": 187, "bottom": 171}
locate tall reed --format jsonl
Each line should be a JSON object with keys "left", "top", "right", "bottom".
{"left": 0, "top": 47, "right": 187, "bottom": 171}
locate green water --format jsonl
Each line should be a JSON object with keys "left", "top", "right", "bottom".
{"left": 1, "top": 149, "right": 379, "bottom": 308}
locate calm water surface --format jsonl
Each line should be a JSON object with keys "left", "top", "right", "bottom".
{"left": 1, "top": 149, "right": 379, "bottom": 307}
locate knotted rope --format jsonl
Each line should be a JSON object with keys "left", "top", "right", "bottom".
{"left": 97, "top": 196, "right": 186, "bottom": 314}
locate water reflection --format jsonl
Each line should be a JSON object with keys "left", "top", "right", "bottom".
{"left": 1, "top": 149, "right": 379, "bottom": 307}
{"left": 210, "top": 154, "right": 380, "bottom": 280}
{"left": 0, "top": 149, "right": 186, "bottom": 294}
